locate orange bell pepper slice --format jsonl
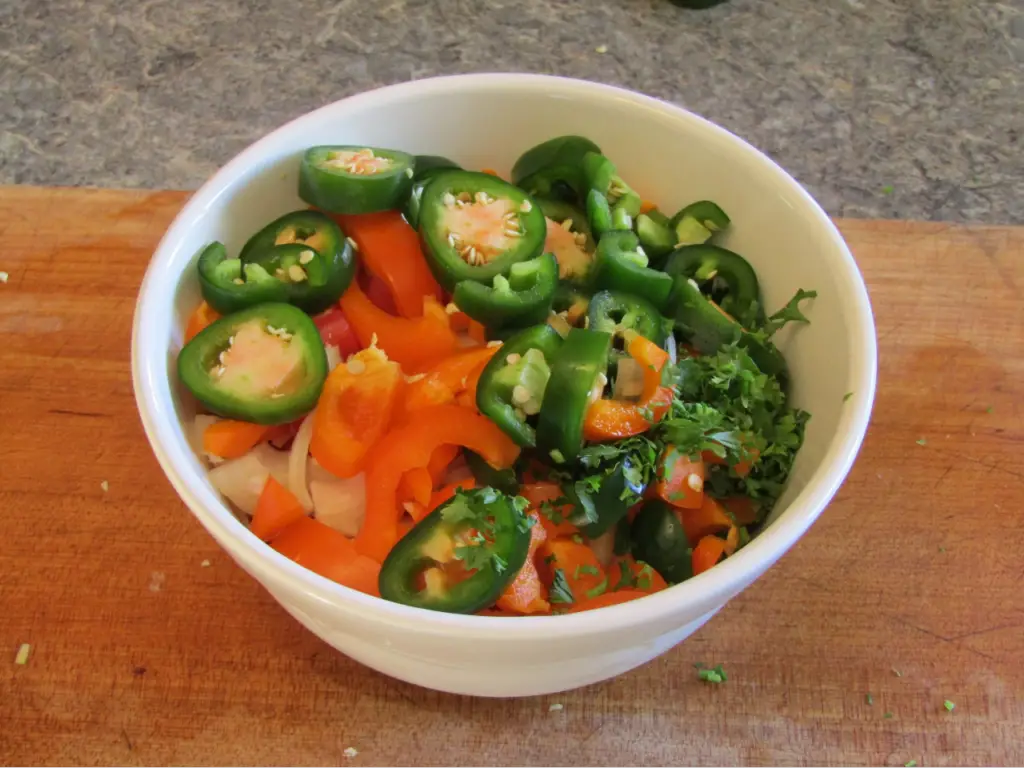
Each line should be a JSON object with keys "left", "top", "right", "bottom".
{"left": 583, "top": 332, "right": 673, "bottom": 442}
{"left": 251, "top": 476, "right": 308, "bottom": 542}
{"left": 678, "top": 495, "right": 734, "bottom": 547}
{"left": 519, "top": 482, "right": 578, "bottom": 538}
{"left": 397, "top": 466, "right": 433, "bottom": 507}
{"left": 692, "top": 535, "right": 728, "bottom": 575}
{"left": 653, "top": 447, "right": 705, "bottom": 509}
{"left": 202, "top": 419, "right": 269, "bottom": 459}
{"left": 271, "top": 517, "right": 381, "bottom": 596}
{"left": 721, "top": 496, "right": 759, "bottom": 526}
{"left": 356, "top": 404, "right": 521, "bottom": 562}
{"left": 497, "top": 511, "right": 550, "bottom": 615}
{"left": 309, "top": 346, "right": 405, "bottom": 478}
{"left": 334, "top": 211, "right": 442, "bottom": 318}
{"left": 567, "top": 589, "right": 649, "bottom": 613}
{"left": 339, "top": 281, "right": 457, "bottom": 372}
{"left": 538, "top": 539, "right": 606, "bottom": 600}
{"left": 607, "top": 555, "right": 668, "bottom": 594}
{"left": 184, "top": 300, "right": 220, "bottom": 343}
{"left": 399, "top": 346, "right": 498, "bottom": 419}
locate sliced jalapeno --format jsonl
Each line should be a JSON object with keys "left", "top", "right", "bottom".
{"left": 631, "top": 500, "right": 694, "bottom": 584}
{"left": 403, "top": 155, "right": 462, "bottom": 230}
{"left": 670, "top": 200, "right": 731, "bottom": 246}
{"left": 536, "top": 197, "right": 595, "bottom": 282}
{"left": 378, "top": 487, "right": 532, "bottom": 614}
{"left": 591, "top": 231, "right": 674, "bottom": 311}
{"left": 299, "top": 145, "right": 415, "bottom": 214}
{"left": 234, "top": 210, "right": 355, "bottom": 315}
{"left": 418, "top": 170, "right": 547, "bottom": 292}
{"left": 587, "top": 290, "right": 668, "bottom": 356}
{"left": 511, "top": 135, "right": 603, "bottom": 204}
{"left": 664, "top": 244, "right": 762, "bottom": 329}
{"left": 453, "top": 252, "right": 558, "bottom": 331}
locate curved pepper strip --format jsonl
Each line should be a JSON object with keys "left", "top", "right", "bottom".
{"left": 309, "top": 346, "right": 405, "bottom": 478}
{"left": 335, "top": 211, "right": 442, "bottom": 318}
{"left": 583, "top": 332, "right": 673, "bottom": 442}
{"left": 356, "top": 404, "right": 522, "bottom": 562}
{"left": 339, "top": 280, "right": 457, "bottom": 372}
{"left": 496, "top": 511, "right": 550, "bottom": 615}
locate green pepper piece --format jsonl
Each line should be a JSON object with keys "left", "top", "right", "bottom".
{"left": 476, "top": 324, "right": 563, "bottom": 447}
{"left": 664, "top": 243, "right": 762, "bottom": 328}
{"left": 636, "top": 213, "right": 677, "bottom": 262}
{"left": 418, "top": 170, "right": 547, "bottom": 292}
{"left": 177, "top": 302, "right": 328, "bottom": 425}
{"left": 511, "top": 135, "right": 603, "bottom": 204}
{"left": 378, "top": 487, "right": 532, "bottom": 614}
{"left": 670, "top": 200, "right": 731, "bottom": 246}
{"left": 298, "top": 145, "right": 415, "bottom": 215}
{"left": 581, "top": 152, "right": 641, "bottom": 216}
{"left": 631, "top": 500, "right": 694, "bottom": 584}
{"left": 536, "top": 328, "right": 612, "bottom": 463}
{"left": 591, "top": 231, "right": 674, "bottom": 311}
{"left": 464, "top": 450, "right": 520, "bottom": 496}
{"left": 587, "top": 290, "right": 668, "bottom": 352}
{"left": 668, "top": 276, "right": 787, "bottom": 382}
{"left": 586, "top": 189, "right": 613, "bottom": 240}
{"left": 235, "top": 210, "right": 355, "bottom": 315}
{"left": 452, "top": 252, "right": 558, "bottom": 331}
{"left": 197, "top": 242, "right": 288, "bottom": 315}
{"left": 404, "top": 156, "right": 463, "bottom": 230}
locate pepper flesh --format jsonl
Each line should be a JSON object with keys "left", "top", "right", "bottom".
{"left": 583, "top": 332, "right": 672, "bottom": 441}
{"left": 356, "top": 405, "right": 521, "bottom": 562}
{"left": 334, "top": 211, "right": 442, "bottom": 318}
{"left": 664, "top": 243, "right": 761, "bottom": 328}
{"left": 339, "top": 280, "right": 457, "bottom": 372}
{"left": 511, "top": 135, "right": 603, "bottom": 204}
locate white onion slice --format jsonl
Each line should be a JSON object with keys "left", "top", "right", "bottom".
{"left": 613, "top": 357, "right": 646, "bottom": 401}
{"left": 311, "top": 472, "right": 367, "bottom": 537}
{"left": 287, "top": 412, "right": 316, "bottom": 512}
{"left": 664, "top": 332, "right": 678, "bottom": 365}
{"left": 251, "top": 443, "right": 290, "bottom": 487}
{"left": 191, "top": 414, "right": 223, "bottom": 465}
{"left": 208, "top": 452, "right": 269, "bottom": 518}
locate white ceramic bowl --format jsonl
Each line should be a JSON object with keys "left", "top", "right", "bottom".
{"left": 132, "top": 73, "right": 877, "bottom": 697}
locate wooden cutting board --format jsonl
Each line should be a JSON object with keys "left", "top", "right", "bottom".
{"left": 1, "top": 187, "right": 1022, "bottom": 767}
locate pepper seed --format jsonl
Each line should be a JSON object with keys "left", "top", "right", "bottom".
{"left": 346, "top": 359, "right": 366, "bottom": 375}
{"left": 442, "top": 192, "right": 456, "bottom": 208}
{"left": 505, "top": 353, "right": 521, "bottom": 365}
{"left": 686, "top": 473, "right": 704, "bottom": 492}
{"left": 298, "top": 249, "right": 315, "bottom": 265}
{"left": 288, "top": 265, "right": 307, "bottom": 282}
{"left": 520, "top": 199, "right": 533, "bottom": 213}
{"left": 346, "top": 236, "right": 360, "bottom": 252}
{"left": 232, "top": 277, "right": 244, "bottom": 285}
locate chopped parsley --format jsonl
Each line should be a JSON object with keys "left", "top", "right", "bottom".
{"left": 758, "top": 288, "right": 817, "bottom": 338}
{"left": 696, "top": 663, "right": 727, "bottom": 684}
{"left": 843, "top": 391, "right": 853, "bottom": 402}
{"left": 905, "top": 761, "right": 917, "bottom": 767}
{"left": 916, "top": 437, "right": 927, "bottom": 446}
{"left": 944, "top": 700, "right": 955, "bottom": 712}
{"left": 986, "top": 406, "right": 994, "bottom": 414}
{"left": 441, "top": 489, "right": 518, "bottom": 574}
{"left": 549, "top": 567, "right": 574, "bottom": 605}
{"left": 866, "top": 693, "right": 874, "bottom": 706}
{"left": 884, "top": 712, "right": 894, "bottom": 719}
{"left": 585, "top": 577, "right": 609, "bottom": 599}
{"left": 574, "top": 564, "right": 600, "bottom": 579}
{"left": 881, "top": 185, "right": 894, "bottom": 195}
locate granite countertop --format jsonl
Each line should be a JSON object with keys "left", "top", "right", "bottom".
{"left": 2, "top": 0, "right": 1022, "bottom": 224}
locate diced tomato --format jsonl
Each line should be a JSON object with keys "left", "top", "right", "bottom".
{"left": 313, "top": 307, "right": 361, "bottom": 357}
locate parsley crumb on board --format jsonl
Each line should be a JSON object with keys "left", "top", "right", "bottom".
{"left": 944, "top": 700, "right": 955, "bottom": 712}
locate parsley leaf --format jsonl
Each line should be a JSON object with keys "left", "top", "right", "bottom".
{"left": 759, "top": 288, "right": 817, "bottom": 338}
{"left": 585, "top": 577, "right": 608, "bottom": 599}
{"left": 549, "top": 567, "right": 574, "bottom": 605}
{"left": 612, "top": 559, "right": 636, "bottom": 590}
{"left": 944, "top": 699, "right": 955, "bottom": 712}
{"left": 574, "top": 564, "right": 600, "bottom": 579}
{"left": 696, "top": 663, "right": 727, "bottom": 683}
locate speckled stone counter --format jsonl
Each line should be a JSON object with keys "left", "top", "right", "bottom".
{"left": 2, "top": 0, "right": 1022, "bottom": 224}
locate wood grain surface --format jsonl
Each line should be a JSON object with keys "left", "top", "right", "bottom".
{"left": 1, "top": 188, "right": 1022, "bottom": 767}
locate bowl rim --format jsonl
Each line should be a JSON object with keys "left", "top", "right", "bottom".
{"left": 132, "top": 72, "right": 877, "bottom": 639}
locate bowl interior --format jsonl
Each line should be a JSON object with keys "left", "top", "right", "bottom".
{"left": 136, "top": 74, "right": 876, "bottom": 632}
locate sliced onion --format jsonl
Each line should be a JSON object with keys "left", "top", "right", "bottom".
{"left": 325, "top": 343, "right": 342, "bottom": 372}
{"left": 191, "top": 414, "right": 223, "bottom": 464}
{"left": 208, "top": 452, "right": 269, "bottom": 518}
{"left": 287, "top": 412, "right": 315, "bottom": 512}
{"left": 251, "top": 443, "right": 290, "bottom": 486}
{"left": 664, "top": 332, "right": 678, "bottom": 365}
{"left": 588, "top": 530, "right": 616, "bottom": 569}
{"left": 311, "top": 472, "right": 367, "bottom": 537}
{"left": 613, "top": 357, "right": 646, "bottom": 401}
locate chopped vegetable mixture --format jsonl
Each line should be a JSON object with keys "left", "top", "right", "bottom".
{"left": 175, "top": 136, "right": 816, "bottom": 615}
